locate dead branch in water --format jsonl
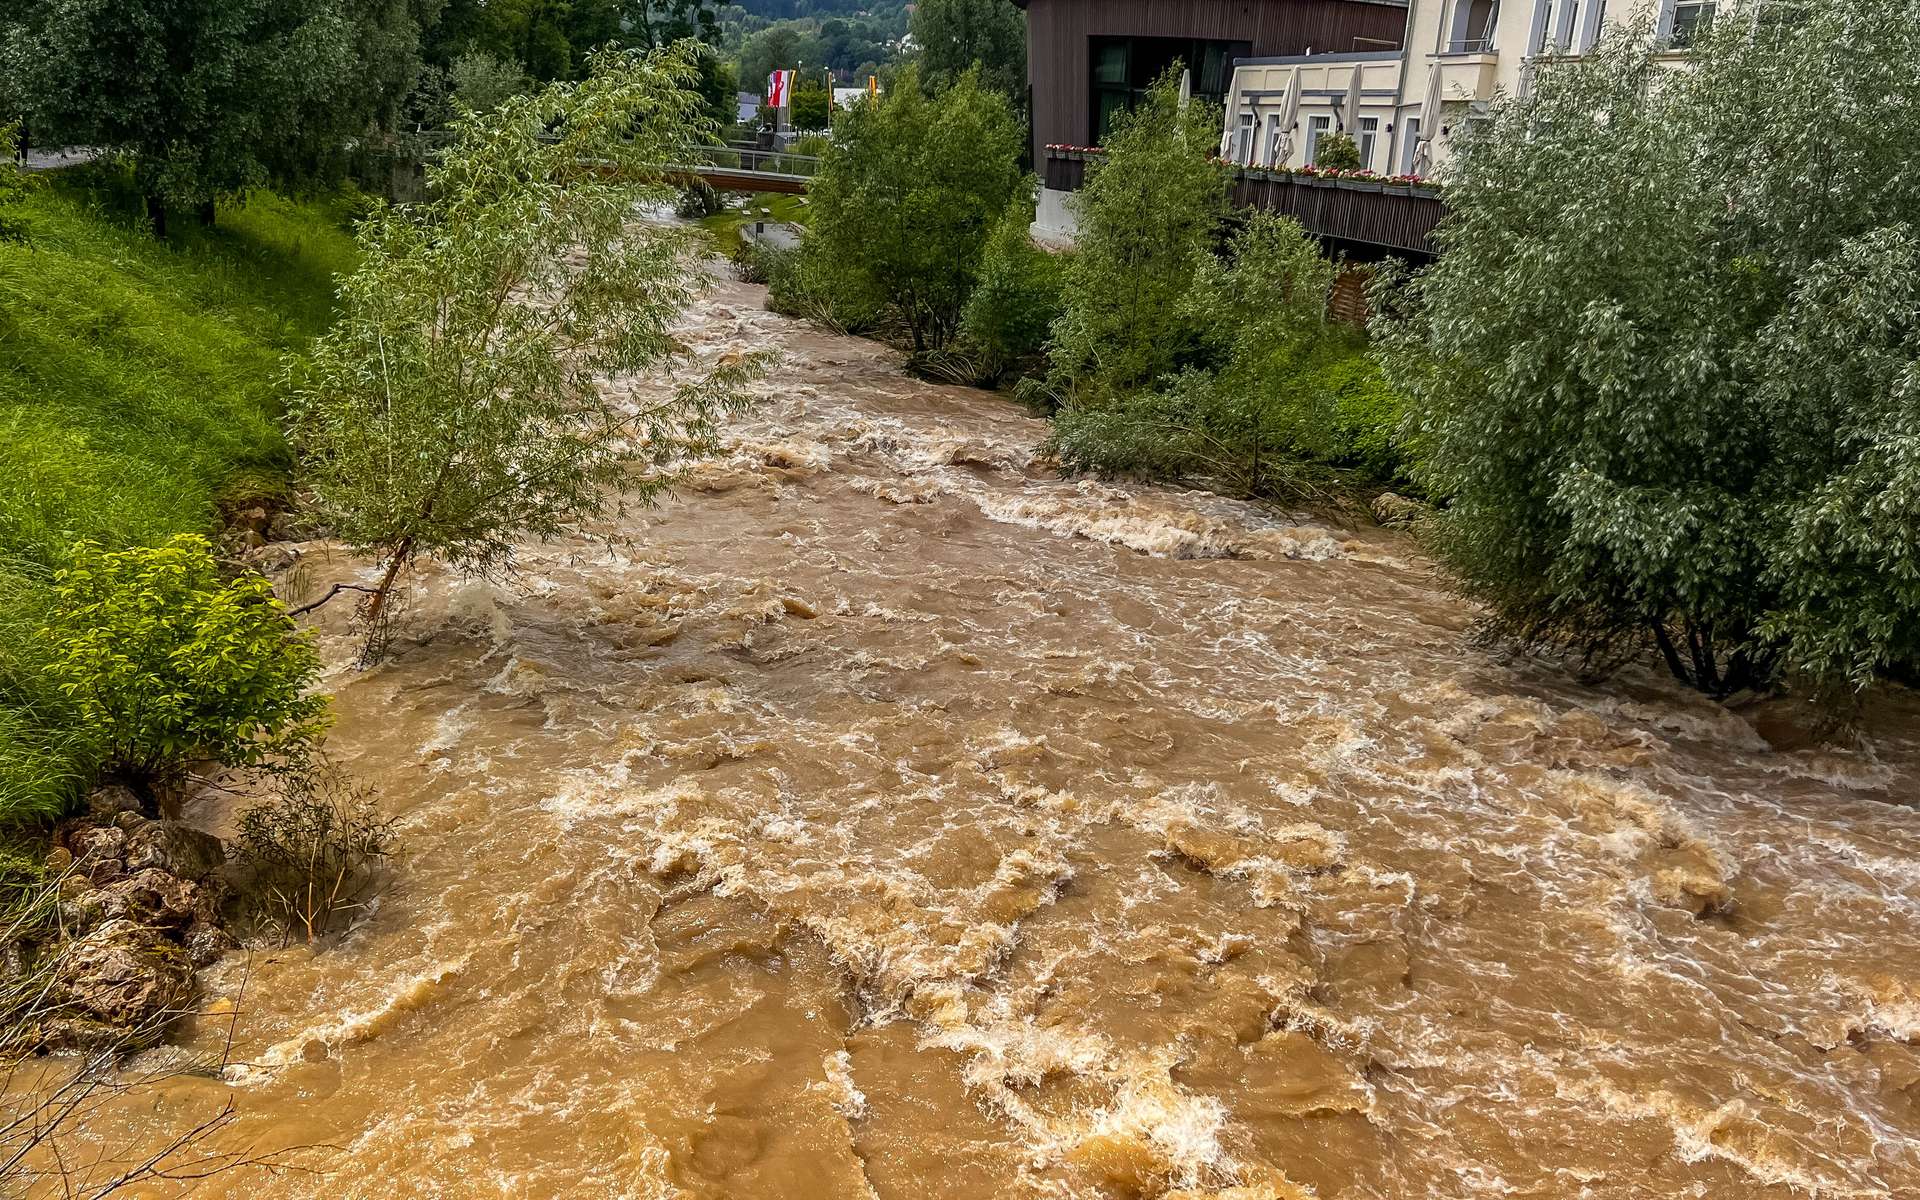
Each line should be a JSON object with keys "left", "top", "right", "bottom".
{"left": 283, "top": 582, "right": 379, "bottom": 619}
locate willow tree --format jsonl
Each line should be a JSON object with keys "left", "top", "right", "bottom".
{"left": 1377, "top": 0, "right": 1920, "bottom": 711}
{"left": 289, "top": 44, "right": 768, "bottom": 660}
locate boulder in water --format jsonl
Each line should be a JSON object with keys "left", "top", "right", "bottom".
{"left": 124, "top": 820, "right": 226, "bottom": 882}
{"left": 1369, "top": 491, "right": 1425, "bottom": 528}
{"left": 52, "top": 919, "right": 193, "bottom": 1034}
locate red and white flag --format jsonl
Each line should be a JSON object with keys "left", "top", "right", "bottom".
{"left": 767, "top": 69, "right": 794, "bottom": 109}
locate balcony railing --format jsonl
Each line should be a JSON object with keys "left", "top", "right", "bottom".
{"left": 1444, "top": 38, "right": 1495, "bottom": 53}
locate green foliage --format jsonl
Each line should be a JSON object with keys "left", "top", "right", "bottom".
{"left": 677, "top": 178, "right": 725, "bottom": 218}
{"left": 234, "top": 763, "right": 396, "bottom": 943}
{"left": 1375, "top": 0, "right": 1920, "bottom": 708}
{"left": 794, "top": 65, "right": 1022, "bottom": 353}
{"left": 449, "top": 48, "right": 533, "bottom": 114}
{"left": 0, "top": 124, "right": 33, "bottom": 245}
{"left": 958, "top": 191, "right": 1065, "bottom": 385}
{"left": 39, "top": 535, "right": 328, "bottom": 786}
{"left": 291, "top": 45, "right": 771, "bottom": 658}
{"left": 1049, "top": 213, "right": 1399, "bottom": 497}
{"left": 1314, "top": 132, "right": 1361, "bottom": 171}
{"left": 3, "top": 0, "right": 436, "bottom": 228}
{"left": 791, "top": 82, "right": 834, "bottom": 131}
{"left": 0, "top": 176, "right": 353, "bottom": 822}
{"left": 911, "top": 0, "right": 1025, "bottom": 100}
{"left": 1036, "top": 74, "right": 1229, "bottom": 405}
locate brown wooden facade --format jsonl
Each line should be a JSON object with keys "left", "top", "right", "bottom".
{"left": 1016, "top": 0, "right": 1411, "bottom": 163}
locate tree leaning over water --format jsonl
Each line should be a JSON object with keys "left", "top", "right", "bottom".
{"left": 1376, "top": 0, "right": 1920, "bottom": 713}
{"left": 289, "top": 44, "right": 770, "bottom": 661}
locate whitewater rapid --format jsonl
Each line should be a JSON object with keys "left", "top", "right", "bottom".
{"left": 72, "top": 275, "right": 1920, "bottom": 1199}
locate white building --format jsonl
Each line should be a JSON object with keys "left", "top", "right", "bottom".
{"left": 1221, "top": 0, "right": 1715, "bottom": 178}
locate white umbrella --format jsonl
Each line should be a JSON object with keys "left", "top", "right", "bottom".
{"left": 1418, "top": 65, "right": 1444, "bottom": 142}
{"left": 1340, "top": 63, "right": 1364, "bottom": 134}
{"left": 1178, "top": 67, "right": 1192, "bottom": 107}
{"left": 1271, "top": 70, "right": 1302, "bottom": 166}
{"left": 1413, "top": 66, "right": 1444, "bottom": 174}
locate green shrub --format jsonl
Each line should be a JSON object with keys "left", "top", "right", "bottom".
{"left": 676, "top": 179, "right": 724, "bottom": 219}
{"left": 1048, "top": 213, "right": 1404, "bottom": 497}
{"left": 1032, "top": 72, "right": 1229, "bottom": 407}
{"left": 1314, "top": 132, "right": 1362, "bottom": 171}
{"left": 234, "top": 764, "right": 396, "bottom": 944}
{"left": 39, "top": 535, "right": 328, "bottom": 790}
{"left": 799, "top": 65, "right": 1023, "bottom": 353}
{"left": 958, "top": 192, "right": 1065, "bottom": 386}
{"left": 0, "top": 124, "right": 34, "bottom": 244}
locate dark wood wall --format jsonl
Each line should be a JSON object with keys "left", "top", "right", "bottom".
{"left": 1023, "top": 0, "right": 1410, "bottom": 162}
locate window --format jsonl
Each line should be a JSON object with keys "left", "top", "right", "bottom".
{"left": 1235, "top": 113, "right": 1256, "bottom": 165}
{"left": 1399, "top": 117, "right": 1422, "bottom": 174}
{"left": 1265, "top": 114, "right": 1285, "bottom": 166}
{"left": 1669, "top": 0, "right": 1715, "bottom": 44}
{"left": 1306, "top": 115, "right": 1332, "bottom": 164}
{"left": 1088, "top": 36, "right": 1253, "bottom": 143}
{"left": 1357, "top": 117, "right": 1379, "bottom": 171}
{"left": 1447, "top": 0, "right": 1500, "bottom": 52}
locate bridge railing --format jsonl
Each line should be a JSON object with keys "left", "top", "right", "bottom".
{"left": 678, "top": 142, "right": 823, "bottom": 180}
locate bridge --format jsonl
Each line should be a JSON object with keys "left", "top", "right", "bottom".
{"left": 669, "top": 143, "right": 819, "bottom": 196}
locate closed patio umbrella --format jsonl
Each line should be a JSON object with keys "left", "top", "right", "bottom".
{"left": 1340, "top": 63, "right": 1364, "bottom": 134}
{"left": 1272, "top": 69, "right": 1302, "bottom": 166}
{"left": 1413, "top": 65, "right": 1443, "bottom": 174}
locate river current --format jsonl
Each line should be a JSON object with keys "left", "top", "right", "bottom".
{"left": 79, "top": 276, "right": 1920, "bottom": 1198}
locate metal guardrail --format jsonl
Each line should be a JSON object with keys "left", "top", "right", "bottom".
{"left": 676, "top": 142, "right": 823, "bottom": 179}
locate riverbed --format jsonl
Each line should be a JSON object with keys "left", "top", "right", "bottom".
{"left": 85, "top": 276, "right": 1920, "bottom": 1198}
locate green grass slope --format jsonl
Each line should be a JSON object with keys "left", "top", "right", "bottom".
{"left": 0, "top": 170, "right": 357, "bottom": 823}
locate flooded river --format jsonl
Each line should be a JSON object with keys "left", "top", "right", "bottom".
{"left": 85, "top": 276, "right": 1920, "bottom": 1198}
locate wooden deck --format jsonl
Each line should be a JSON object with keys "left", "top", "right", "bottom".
{"left": 1045, "top": 147, "right": 1447, "bottom": 259}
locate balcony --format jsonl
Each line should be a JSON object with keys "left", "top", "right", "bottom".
{"left": 1427, "top": 50, "right": 1501, "bottom": 104}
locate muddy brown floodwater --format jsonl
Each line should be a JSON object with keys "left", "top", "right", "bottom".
{"left": 72, "top": 275, "right": 1920, "bottom": 1199}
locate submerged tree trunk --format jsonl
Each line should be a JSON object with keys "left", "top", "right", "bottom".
{"left": 362, "top": 536, "right": 416, "bottom": 635}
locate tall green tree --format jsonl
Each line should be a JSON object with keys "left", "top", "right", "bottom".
{"left": 911, "top": 0, "right": 1024, "bottom": 100}
{"left": 1035, "top": 74, "right": 1228, "bottom": 405}
{"left": 737, "top": 21, "right": 825, "bottom": 96}
{"left": 289, "top": 46, "right": 769, "bottom": 659}
{"left": 3, "top": 0, "right": 435, "bottom": 234}
{"left": 800, "top": 65, "right": 1023, "bottom": 354}
{"left": 1377, "top": 0, "right": 1920, "bottom": 710}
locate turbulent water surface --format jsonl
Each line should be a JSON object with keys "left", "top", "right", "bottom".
{"left": 87, "top": 277, "right": 1920, "bottom": 1198}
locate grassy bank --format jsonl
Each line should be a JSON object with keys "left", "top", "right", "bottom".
{"left": 696, "top": 191, "right": 810, "bottom": 257}
{"left": 0, "top": 170, "right": 357, "bottom": 823}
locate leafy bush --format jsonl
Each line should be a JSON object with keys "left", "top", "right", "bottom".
{"left": 676, "top": 179, "right": 724, "bottom": 219}
{"left": 448, "top": 49, "right": 531, "bottom": 115}
{"left": 1314, "top": 132, "right": 1362, "bottom": 171}
{"left": 1049, "top": 213, "right": 1403, "bottom": 497}
{"left": 791, "top": 84, "right": 833, "bottom": 132}
{"left": 1033, "top": 72, "right": 1229, "bottom": 406}
{"left": 958, "top": 191, "right": 1066, "bottom": 386}
{"left": 796, "top": 65, "right": 1023, "bottom": 353}
{"left": 38, "top": 535, "right": 328, "bottom": 789}
{"left": 1375, "top": 0, "right": 1920, "bottom": 709}
{"left": 233, "top": 764, "right": 397, "bottom": 944}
